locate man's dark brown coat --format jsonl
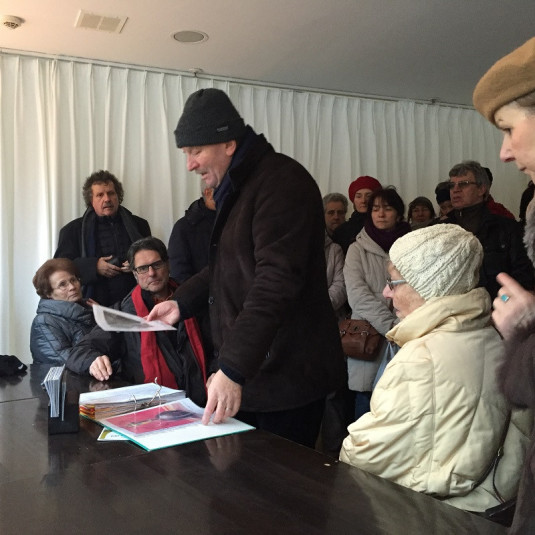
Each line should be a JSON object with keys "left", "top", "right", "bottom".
{"left": 176, "top": 132, "right": 346, "bottom": 412}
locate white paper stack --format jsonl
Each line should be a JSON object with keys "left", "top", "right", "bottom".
{"left": 41, "top": 365, "right": 66, "bottom": 417}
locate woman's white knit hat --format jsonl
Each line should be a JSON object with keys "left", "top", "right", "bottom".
{"left": 389, "top": 224, "right": 483, "bottom": 300}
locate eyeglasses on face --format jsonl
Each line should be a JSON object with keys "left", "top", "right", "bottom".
{"left": 386, "top": 276, "right": 406, "bottom": 291}
{"left": 133, "top": 260, "right": 165, "bottom": 274}
{"left": 52, "top": 276, "right": 81, "bottom": 291}
{"left": 447, "top": 180, "right": 478, "bottom": 190}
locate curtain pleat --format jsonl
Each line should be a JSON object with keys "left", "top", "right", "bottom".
{"left": 0, "top": 53, "right": 525, "bottom": 360}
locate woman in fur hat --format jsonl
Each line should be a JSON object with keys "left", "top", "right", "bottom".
{"left": 473, "top": 36, "right": 535, "bottom": 533}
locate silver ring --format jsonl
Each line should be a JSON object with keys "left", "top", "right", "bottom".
{"left": 500, "top": 294, "right": 510, "bottom": 303}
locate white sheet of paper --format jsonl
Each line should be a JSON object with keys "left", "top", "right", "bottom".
{"left": 97, "top": 428, "right": 129, "bottom": 441}
{"left": 93, "top": 304, "right": 176, "bottom": 332}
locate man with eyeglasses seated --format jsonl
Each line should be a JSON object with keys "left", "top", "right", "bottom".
{"left": 66, "top": 237, "right": 214, "bottom": 406}
{"left": 442, "top": 160, "right": 533, "bottom": 298}
{"left": 340, "top": 224, "right": 531, "bottom": 515}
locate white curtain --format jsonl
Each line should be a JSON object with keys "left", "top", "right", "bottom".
{"left": 0, "top": 53, "right": 525, "bottom": 362}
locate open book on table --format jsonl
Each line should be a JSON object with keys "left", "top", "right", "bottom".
{"left": 79, "top": 383, "right": 254, "bottom": 451}
{"left": 79, "top": 383, "right": 186, "bottom": 420}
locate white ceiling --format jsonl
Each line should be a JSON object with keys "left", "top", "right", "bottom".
{"left": 0, "top": 0, "right": 534, "bottom": 106}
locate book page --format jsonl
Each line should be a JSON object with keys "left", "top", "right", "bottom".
{"left": 93, "top": 304, "right": 176, "bottom": 332}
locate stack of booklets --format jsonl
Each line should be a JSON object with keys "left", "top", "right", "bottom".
{"left": 42, "top": 365, "right": 79, "bottom": 434}
{"left": 79, "top": 383, "right": 254, "bottom": 451}
{"left": 42, "top": 365, "right": 66, "bottom": 417}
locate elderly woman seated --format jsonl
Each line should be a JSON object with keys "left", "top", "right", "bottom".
{"left": 30, "top": 258, "right": 96, "bottom": 364}
{"left": 340, "top": 224, "right": 531, "bottom": 513}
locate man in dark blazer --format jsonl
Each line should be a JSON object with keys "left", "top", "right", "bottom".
{"left": 148, "top": 88, "right": 345, "bottom": 448}
{"left": 55, "top": 170, "right": 151, "bottom": 306}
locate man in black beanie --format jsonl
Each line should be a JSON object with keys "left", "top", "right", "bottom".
{"left": 149, "top": 88, "right": 345, "bottom": 448}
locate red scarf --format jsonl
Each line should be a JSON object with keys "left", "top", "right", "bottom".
{"left": 184, "top": 316, "right": 207, "bottom": 387}
{"left": 131, "top": 284, "right": 178, "bottom": 389}
{"left": 131, "top": 282, "right": 208, "bottom": 394}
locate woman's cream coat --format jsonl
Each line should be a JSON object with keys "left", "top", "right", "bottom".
{"left": 340, "top": 288, "right": 531, "bottom": 511}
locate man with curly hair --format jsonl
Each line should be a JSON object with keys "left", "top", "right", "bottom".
{"left": 55, "top": 170, "right": 151, "bottom": 305}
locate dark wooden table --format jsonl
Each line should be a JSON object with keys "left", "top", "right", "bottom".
{"left": 0, "top": 365, "right": 504, "bottom": 534}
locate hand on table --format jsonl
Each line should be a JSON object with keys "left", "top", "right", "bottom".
{"left": 89, "top": 355, "right": 113, "bottom": 381}
{"left": 206, "top": 373, "right": 215, "bottom": 389}
{"left": 202, "top": 370, "right": 242, "bottom": 425}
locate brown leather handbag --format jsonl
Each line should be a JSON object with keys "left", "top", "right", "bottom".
{"left": 338, "top": 319, "right": 383, "bottom": 360}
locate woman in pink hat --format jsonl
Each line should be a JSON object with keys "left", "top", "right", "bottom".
{"left": 332, "top": 175, "right": 382, "bottom": 254}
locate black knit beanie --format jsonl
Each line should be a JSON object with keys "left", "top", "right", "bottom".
{"left": 174, "top": 88, "right": 246, "bottom": 148}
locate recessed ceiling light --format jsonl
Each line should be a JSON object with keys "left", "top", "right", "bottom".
{"left": 173, "top": 30, "right": 208, "bottom": 44}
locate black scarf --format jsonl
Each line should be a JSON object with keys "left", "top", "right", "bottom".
{"left": 213, "top": 125, "right": 258, "bottom": 210}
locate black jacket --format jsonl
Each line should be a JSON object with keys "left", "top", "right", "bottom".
{"left": 66, "top": 284, "right": 213, "bottom": 407}
{"left": 30, "top": 299, "right": 95, "bottom": 364}
{"left": 445, "top": 204, "right": 534, "bottom": 298}
{"left": 332, "top": 211, "right": 366, "bottom": 255}
{"left": 168, "top": 198, "right": 216, "bottom": 283}
{"left": 54, "top": 206, "right": 151, "bottom": 306}
{"left": 498, "top": 201, "right": 535, "bottom": 534}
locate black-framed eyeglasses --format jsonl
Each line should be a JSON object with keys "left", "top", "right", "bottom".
{"left": 448, "top": 180, "right": 478, "bottom": 190}
{"left": 386, "top": 276, "right": 406, "bottom": 291}
{"left": 52, "top": 276, "right": 81, "bottom": 291}
{"left": 133, "top": 260, "right": 165, "bottom": 274}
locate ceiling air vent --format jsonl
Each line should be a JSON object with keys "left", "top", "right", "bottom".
{"left": 75, "top": 10, "right": 127, "bottom": 33}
